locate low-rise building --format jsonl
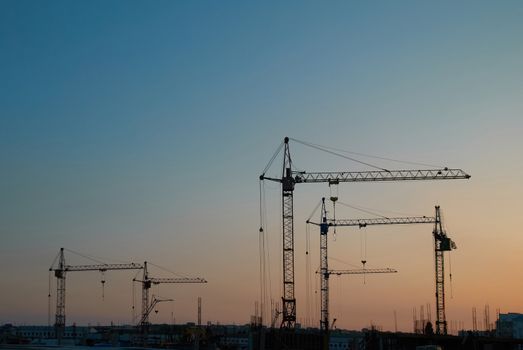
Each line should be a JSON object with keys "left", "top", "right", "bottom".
{"left": 497, "top": 313, "right": 523, "bottom": 341}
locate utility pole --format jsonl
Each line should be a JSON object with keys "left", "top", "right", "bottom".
{"left": 198, "top": 297, "right": 202, "bottom": 326}
{"left": 260, "top": 137, "right": 470, "bottom": 328}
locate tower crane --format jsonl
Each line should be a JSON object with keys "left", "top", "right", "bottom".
{"left": 317, "top": 267, "right": 398, "bottom": 349}
{"left": 309, "top": 198, "right": 397, "bottom": 345}
{"left": 433, "top": 206, "right": 454, "bottom": 335}
{"left": 308, "top": 202, "right": 455, "bottom": 335}
{"left": 132, "top": 261, "right": 207, "bottom": 331}
{"left": 260, "top": 137, "right": 470, "bottom": 328}
{"left": 138, "top": 296, "right": 173, "bottom": 328}
{"left": 49, "top": 248, "right": 143, "bottom": 342}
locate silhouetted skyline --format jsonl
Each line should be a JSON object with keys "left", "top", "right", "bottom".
{"left": 1, "top": 0, "right": 522, "bottom": 331}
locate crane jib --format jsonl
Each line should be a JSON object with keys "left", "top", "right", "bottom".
{"left": 293, "top": 169, "right": 470, "bottom": 183}
{"left": 62, "top": 263, "right": 143, "bottom": 272}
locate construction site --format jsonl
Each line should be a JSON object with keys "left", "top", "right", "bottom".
{"left": 1, "top": 137, "right": 523, "bottom": 350}
{"left": 2, "top": 2, "right": 523, "bottom": 349}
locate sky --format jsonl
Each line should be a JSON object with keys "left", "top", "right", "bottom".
{"left": 1, "top": 0, "right": 522, "bottom": 332}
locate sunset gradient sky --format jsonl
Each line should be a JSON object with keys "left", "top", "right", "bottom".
{"left": 1, "top": 1, "right": 522, "bottom": 331}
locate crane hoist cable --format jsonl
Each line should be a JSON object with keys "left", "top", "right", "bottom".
{"left": 101, "top": 271, "right": 106, "bottom": 300}
{"left": 131, "top": 268, "right": 142, "bottom": 322}
{"left": 360, "top": 226, "right": 368, "bottom": 284}
{"left": 258, "top": 178, "right": 273, "bottom": 325}
{"left": 438, "top": 209, "right": 455, "bottom": 299}
{"left": 259, "top": 180, "right": 264, "bottom": 231}
{"left": 333, "top": 202, "right": 337, "bottom": 241}
{"left": 48, "top": 271, "right": 52, "bottom": 326}
{"left": 339, "top": 274, "right": 343, "bottom": 319}
{"left": 448, "top": 250, "right": 453, "bottom": 299}
{"left": 131, "top": 279, "right": 136, "bottom": 323}
{"left": 264, "top": 194, "right": 273, "bottom": 314}
{"left": 329, "top": 183, "right": 339, "bottom": 240}
{"left": 305, "top": 222, "right": 312, "bottom": 326}
{"left": 314, "top": 268, "right": 319, "bottom": 318}
{"left": 258, "top": 179, "right": 265, "bottom": 325}
{"left": 258, "top": 222, "right": 264, "bottom": 324}
{"left": 262, "top": 180, "right": 273, "bottom": 322}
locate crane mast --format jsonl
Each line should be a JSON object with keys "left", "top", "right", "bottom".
{"left": 260, "top": 137, "right": 470, "bottom": 329}
{"left": 50, "top": 248, "right": 143, "bottom": 343}
{"left": 281, "top": 140, "right": 296, "bottom": 329}
{"left": 319, "top": 198, "right": 329, "bottom": 333}
{"left": 434, "top": 205, "right": 454, "bottom": 335}
{"left": 54, "top": 248, "right": 66, "bottom": 342}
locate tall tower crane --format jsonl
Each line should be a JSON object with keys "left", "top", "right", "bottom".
{"left": 132, "top": 261, "right": 207, "bottom": 330}
{"left": 308, "top": 203, "right": 455, "bottom": 335}
{"left": 49, "top": 248, "right": 143, "bottom": 342}
{"left": 260, "top": 137, "right": 470, "bottom": 328}
{"left": 433, "top": 205, "right": 454, "bottom": 335}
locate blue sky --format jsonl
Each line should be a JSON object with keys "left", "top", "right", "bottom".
{"left": 1, "top": 1, "right": 522, "bottom": 330}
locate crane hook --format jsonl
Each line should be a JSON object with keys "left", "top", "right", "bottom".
{"left": 101, "top": 271, "right": 106, "bottom": 300}
{"left": 361, "top": 260, "right": 367, "bottom": 285}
